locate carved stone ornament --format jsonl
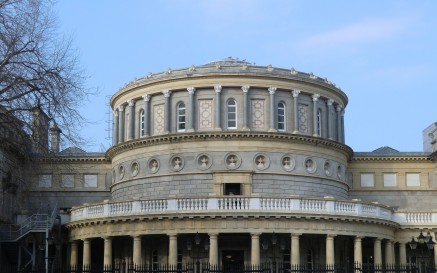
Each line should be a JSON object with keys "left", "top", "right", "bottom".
{"left": 131, "top": 162, "right": 139, "bottom": 177}
{"left": 170, "top": 156, "right": 184, "bottom": 172}
{"left": 324, "top": 160, "right": 332, "bottom": 176}
{"left": 267, "top": 64, "right": 274, "bottom": 71}
{"left": 304, "top": 158, "right": 317, "bottom": 173}
{"left": 337, "top": 165, "right": 343, "bottom": 179}
{"left": 148, "top": 158, "right": 160, "bottom": 174}
{"left": 290, "top": 68, "right": 298, "bottom": 75}
{"left": 196, "top": 154, "right": 213, "bottom": 170}
{"left": 119, "top": 165, "right": 125, "bottom": 180}
{"left": 281, "top": 155, "right": 295, "bottom": 172}
{"left": 254, "top": 154, "right": 270, "bottom": 171}
{"left": 225, "top": 153, "right": 241, "bottom": 170}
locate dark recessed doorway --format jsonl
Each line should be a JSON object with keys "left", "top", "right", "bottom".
{"left": 222, "top": 250, "right": 244, "bottom": 268}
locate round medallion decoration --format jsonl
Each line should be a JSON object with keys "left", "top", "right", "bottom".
{"left": 324, "top": 160, "right": 332, "bottom": 176}
{"left": 304, "top": 158, "right": 317, "bottom": 173}
{"left": 170, "top": 155, "right": 184, "bottom": 172}
{"left": 148, "top": 158, "right": 160, "bottom": 174}
{"left": 196, "top": 154, "right": 212, "bottom": 170}
{"left": 281, "top": 155, "right": 295, "bottom": 171}
{"left": 119, "top": 165, "right": 125, "bottom": 180}
{"left": 131, "top": 162, "right": 139, "bottom": 177}
{"left": 225, "top": 153, "right": 241, "bottom": 170}
{"left": 254, "top": 154, "right": 270, "bottom": 170}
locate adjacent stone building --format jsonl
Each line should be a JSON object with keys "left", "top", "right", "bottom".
{"left": 1, "top": 58, "right": 437, "bottom": 272}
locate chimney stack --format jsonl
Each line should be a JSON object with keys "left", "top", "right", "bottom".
{"left": 50, "top": 122, "right": 61, "bottom": 153}
{"left": 31, "top": 106, "right": 49, "bottom": 153}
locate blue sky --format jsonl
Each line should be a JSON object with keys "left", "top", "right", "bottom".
{"left": 55, "top": 1, "right": 436, "bottom": 152}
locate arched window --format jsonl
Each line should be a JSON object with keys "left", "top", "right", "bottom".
{"left": 140, "top": 109, "right": 145, "bottom": 136}
{"left": 277, "top": 102, "right": 286, "bottom": 132}
{"left": 177, "top": 102, "right": 186, "bottom": 132}
{"left": 227, "top": 99, "right": 237, "bottom": 129}
{"left": 317, "top": 109, "right": 322, "bottom": 136}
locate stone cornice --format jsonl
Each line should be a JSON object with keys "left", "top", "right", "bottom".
{"left": 106, "top": 132, "right": 353, "bottom": 160}
{"left": 32, "top": 156, "right": 109, "bottom": 163}
{"left": 351, "top": 156, "right": 431, "bottom": 162}
{"left": 65, "top": 212, "right": 398, "bottom": 231}
{"left": 110, "top": 72, "right": 348, "bottom": 108}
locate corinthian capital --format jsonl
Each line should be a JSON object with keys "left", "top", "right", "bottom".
{"left": 214, "top": 85, "right": 222, "bottom": 93}
{"left": 312, "top": 94, "right": 320, "bottom": 102}
{"left": 187, "top": 87, "right": 196, "bottom": 95}
{"left": 336, "top": 105, "right": 342, "bottom": 112}
{"left": 241, "top": 85, "right": 250, "bottom": 93}
{"left": 292, "top": 89, "right": 301, "bottom": 98}
{"left": 128, "top": 100, "right": 135, "bottom": 107}
{"left": 327, "top": 99, "right": 334, "bottom": 106}
{"left": 142, "top": 94, "right": 150, "bottom": 102}
{"left": 268, "top": 87, "right": 277, "bottom": 95}
{"left": 118, "top": 105, "right": 125, "bottom": 112}
{"left": 162, "top": 90, "right": 171, "bottom": 98}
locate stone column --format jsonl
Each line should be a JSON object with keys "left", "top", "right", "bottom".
{"left": 251, "top": 233, "right": 261, "bottom": 266}
{"left": 133, "top": 235, "right": 142, "bottom": 266}
{"left": 163, "top": 90, "right": 171, "bottom": 133}
{"left": 168, "top": 234, "right": 177, "bottom": 266}
{"left": 354, "top": 236, "right": 362, "bottom": 269}
{"left": 434, "top": 238, "right": 437, "bottom": 267}
{"left": 312, "top": 94, "right": 320, "bottom": 137}
{"left": 127, "top": 100, "right": 135, "bottom": 141}
{"left": 187, "top": 87, "right": 196, "bottom": 132}
{"left": 326, "top": 99, "right": 334, "bottom": 140}
{"left": 336, "top": 105, "right": 342, "bottom": 143}
{"left": 385, "top": 240, "right": 393, "bottom": 265}
{"left": 242, "top": 85, "right": 250, "bottom": 131}
{"left": 113, "top": 110, "right": 119, "bottom": 145}
{"left": 268, "top": 87, "right": 277, "bottom": 132}
{"left": 341, "top": 109, "right": 345, "bottom": 143}
{"left": 142, "top": 95, "right": 150, "bottom": 136}
{"left": 374, "top": 238, "right": 382, "bottom": 265}
{"left": 399, "top": 242, "right": 407, "bottom": 265}
{"left": 70, "top": 241, "right": 78, "bottom": 267}
{"left": 103, "top": 237, "right": 112, "bottom": 268}
{"left": 209, "top": 233, "right": 219, "bottom": 265}
{"left": 83, "top": 238, "right": 91, "bottom": 268}
{"left": 214, "top": 85, "right": 222, "bottom": 131}
{"left": 291, "top": 234, "right": 301, "bottom": 266}
{"left": 118, "top": 105, "right": 125, "bottom": 143}
{"left": 292, "top": 90, "right": 300, "bottom": 134}
{"left": 326, "top": 235, "right": 335, "bottom": 265}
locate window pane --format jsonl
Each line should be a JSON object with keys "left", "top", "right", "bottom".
{"left": 406, "top": 173, "right": 420, "bottom": 187}
{"left": 383, "top": 173, "right": 397, "bottom": 187}
{"left": 84, "top": 174, "right": 98, "bottom": 188}
{"left": 38, "top": 174, "right": 52, "bottom": 188}
{"left": 360, "top": 173, "right": 374, "bottom": 187}
{"left": 61, "top": 174, "right": 74, "bottom": 188}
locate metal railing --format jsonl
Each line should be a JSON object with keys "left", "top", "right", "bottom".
{"left": 0, "top": 203, "right": 59, "bottom": 242}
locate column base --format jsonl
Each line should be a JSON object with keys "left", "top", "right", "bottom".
{"left": 312, "top": 133, "right": 320, "bottom": 137}
{"left": 268, "top": 128, "right": 277, "bottom": 133}
{"left": 292, "top": 130, "right": 299, "bottom": 134}
{"left": 242, "top": 127, "right": 251, "bottom": 131}
{"left": 187, "top": 128, "right": 195, "bottom": 133}
{"left": 213, "top": 127, "right": 223, "bottom": 132}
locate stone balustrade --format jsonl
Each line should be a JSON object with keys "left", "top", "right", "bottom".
{"left": 70, "top": 196, "right": 400, "bottom": 223}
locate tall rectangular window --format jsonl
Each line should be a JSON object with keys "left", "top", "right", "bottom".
{"left": 140, "top": 109, "right": 145, "bottom": 136}
{"left": 177, "top": 102, "right": 186, "bottom": 132}
{"left": 277, "top": 102, "right": 286, "bottom": 131}
{"left": 317, "top": 109, "right": 322, "bottom": 136}
{"left": 227, "top": 99, "right": 237, "bottom": 129}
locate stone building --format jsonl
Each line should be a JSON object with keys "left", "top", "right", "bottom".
{"left": 1, "top": 58, "right": 437, "bottom": 272}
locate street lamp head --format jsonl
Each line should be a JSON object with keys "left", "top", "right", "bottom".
{"left": 186, "top": 239, "right": 193, "bottom": 251}
{"left": 426, "top": 237, "right": 435, "bottom": 250}
{"left": 409, "top": 237, "right": 418, "bottom": 250}
{"left": 417, "top": 231, "right": 426, "bottom": 244}
{"left": 271, "top": 232, "right": 277, "bottom": 245}
{"left": 195, "top": 232, "right": 201, "bottom": 245}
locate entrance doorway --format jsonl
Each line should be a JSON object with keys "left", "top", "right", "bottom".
{"left": 222, "top": 250, "right": 244, "bottom": 268}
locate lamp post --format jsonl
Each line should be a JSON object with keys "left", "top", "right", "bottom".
{"left": 261, "top": 233, "right": 286, "bottom": 273}
{"left": 409, "top": 231, "right": 435, "bottom": 273}
{"left": 187, "top": 233, "right": 209, "bottom": 273}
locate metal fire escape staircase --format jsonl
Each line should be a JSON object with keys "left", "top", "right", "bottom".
{"left": 0, "top": 203, "right": 59, "bottom": 271}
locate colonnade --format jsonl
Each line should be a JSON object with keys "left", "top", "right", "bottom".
{"left": 69, "top": 233, "right": 418, "bottom": 268}
{"left": 112, "top": 86, "right": 346, "bottom": 145}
